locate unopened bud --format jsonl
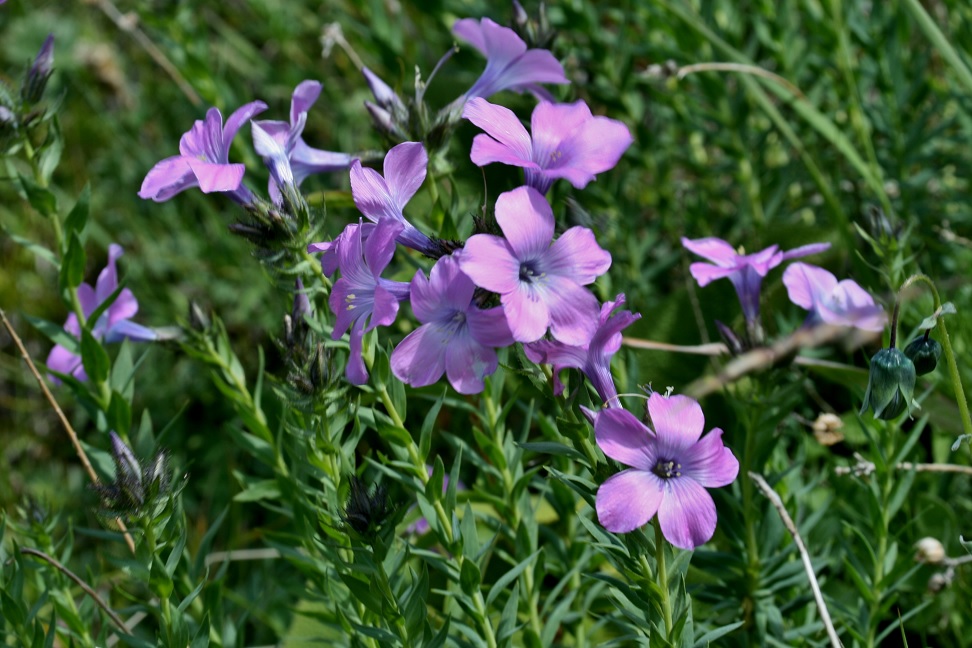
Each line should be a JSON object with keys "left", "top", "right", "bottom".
{"left": 928, "top": 572, "right": 950, "bottom": 593}
{"left": 188, "top": 301, "right": 211, "bottom": 331}
{"left": 915, "top": 537, "right": 946, "bottom": 564}
{"left": 904, "top": 337, "right": 942, "bottom": 376}
{"left": 109, "top": 431, "right": 144, "bottom": 507}
{"left": 22, "top": 34, "right": 54, "bottom": 104}
{"left": 362, "top": 67, "right": 407, "bottom": 118}
{"left": 365, "top": 101, "right": 409, "bottom": 142}
{"left": 860, "top": 348, "right": 916, "bottom": 420}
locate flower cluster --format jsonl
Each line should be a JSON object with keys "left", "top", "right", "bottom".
{"left": 128, "top": 13, "right": 765, "bottom": 554}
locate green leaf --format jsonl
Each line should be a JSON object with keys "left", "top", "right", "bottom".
{"left": 460, "top": 502, "right": 479, "bottom": 562}
{"left": 233, "top": 476, "right": 281, "bottom": 503}
{"left": 107, "top": 390, "right": 132, "bottom": 436}
{"left": 419, "top": 389, "right": 445, "bottom": 459}
{"left": 518, "top": 441, "right": 587, "bottom": 462}
{"left": 25, "top": 314, "right": 79, "bottom": 355}
{"left": 58, "top": 231, "right": 86, "bottom": 291}
{"left": 5, "top": 231, "right": 59, "bottom": 267}
{"left": 37, "top": 119, "right": 64, "bottom": 185}
{"left": 496, "top": 583, "right": 520, "bottom": 646}
{"left": 80, "top": 328, "right": 110, "bottom": 383}
{"left": 694, "top": 622, "right": 745, "bottom": 647}
{"left": 426, "top": 455, "right": 445, "bottom": 503}
{"left": 110, "top": 339, "right": 135, "bottom": 398}
{"left": 459, "top": 556, "right": 481, "bottom": 596}
{"left": 17, "top": 173, "right": 57, "bottom": 217}
{"left": 63, "top": 184, "right": 90, "bottom": 235}
{"left": 486, "top": 549, "right": 541, "bottom": 607}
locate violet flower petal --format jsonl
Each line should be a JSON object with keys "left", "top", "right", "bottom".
{"left": 658, "top": 478, "right": 718, "bottom": 550}
{"left": 596, "top": 470, "right": 664, "bottom": 534}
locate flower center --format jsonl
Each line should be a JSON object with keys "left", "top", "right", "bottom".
{"left": 519, "top": 262, "right": 544, "bottom": 284}
{"left": 652, "top": 459, "right": 682, "bottom": 480}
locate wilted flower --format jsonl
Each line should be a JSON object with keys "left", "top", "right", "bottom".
{"left": 524, "top": 294, "right": 640, "bottom": 405}
{"left": 782, "top": 262, "right": 886, "bottom": 332}
{"left": 350, "top": 142, "right": 437, "bottom": 255}
{"left": 453, "top": 17, "right": 569, "bottom": 100}
{"left": 595, "top": 393, "right": 739, "bottom": 550}
{"left": 391, "top": 255, "right": 514, "bottom": 394}
{"left": 46, "top": 245, "right": 157, "bottom": 383}
{"left": 328, "top": 219, "right": 411, "bottom": 385}
{"left": 904, "top": 336, "right": 942, "bottom": 376}
{"left": 139, "top": 101, "right": 267, "bottom": 205}
{"left": 682, "top": 238, "right": 830, "bottom": 323}
{"left": 463, "top": 97, "right": 633, "bottom": 195}
{"left": 458, "top": 186, "right": 611, "bottom": 345}
{"left": 860, "top": 347, "right": 917, "bottom": 420}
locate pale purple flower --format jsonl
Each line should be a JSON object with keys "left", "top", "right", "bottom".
{"left": 681, "top": 237, "right": 831, "bottom": 322}
{"left": 251, "top": 80, "right": 352, "bottom": 202}
{"left": 458, "top": 186, "right": 611, "bottom": 345}
{"left": 392, "top": 255, "right": 514, "bottom": 394}
{"left": 463, "top": 97, "right": 633, "bottom": 195}
{"left": 453, "top": 17, "right": 568, "bottom": 100}
{"left": 251, "top": 121, "right": 294, "bottom": 202}
{"left": 138, "top": 101, "right": 267, "bottom": 205}
{"left": 350, "top": 142, "right": 436, "bottom": 255}
{"left": 595, "top": 393, "right": 739, "bottom": 550}
{"left": 328, "top": 219, "right": 410, "bottom": 385}
{"left": 46, "top": 245, "right": 157, "bottom": 383}
{"left": 783, "top": 262, "right": 886, "bottom": 332}
{"left": 524, "top": 294, "right": 640, "bottom": 405}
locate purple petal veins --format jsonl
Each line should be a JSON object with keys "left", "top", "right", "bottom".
{"left": 463, "top": 97, "right": 632, "bottom": 194}
{"left": 783, "top": 262, "right": 886, "bottom": 332}
{"left": 594, "top": 393, "right": 739, "bottom": 550}
{"left": 453, "top": 17, "right": 569, "bottom": 100}
{"left": 328, "top": 219, "right": 410, "bottom": 385}
{"left": 391, "top": 255, "right": 514, "bottom": 394}
{"left": 138, "top": 101, "right": 267, "bottom": 205}
{"left": 524, "top": 294, "right": 640, "bottom": 405}
{"left": 458, "top": 186, "right": 611, "bottom": 345}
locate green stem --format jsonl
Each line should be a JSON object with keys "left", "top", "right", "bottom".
{"left": 654, "top": 522, "right": 674, "bottom": 639}
{"left": 866, "top": 420, "right": 895, "bottom": 647}
{"left": 376, "top": 384, "right": 497, "bottom": 648}
{"left": 898, "top": 274, "right": 972, "bottom": 448}
{"left": 740, "top": 402, "right": 762, "bottom": 626}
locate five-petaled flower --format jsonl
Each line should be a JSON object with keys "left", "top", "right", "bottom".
{"left": 458, "top": 186, "right": 611, "bottom": 345}
{"left": 595, "top": 393, "right": 739, "bottom": 550}
{"left": 392, "top": 255, "right": 514, "bottom": 394}
{"left": 782, "top": 262, "right": 886, "bottom": 332}
{"left": 46, "top": 245, "right": 157, "bottom": 384}
{"left": 328, "top": 219, "right": 411, "bottom": 385}
{"left": 453, "top": 17, "right": 569, "bottom": 100}
{"left": 350, "top": 142, "right": 437, "bottom": 256}
{"left": 252, "top": 80, "right": 352, "bottom": 203}
{"left": 463, "top": 97, "right": 633, "bottom": 195}
{"left": 524, "top": 294, "right": 640, "bottom": 405}
{"left": 681, "top": 237, "right": 830, "bottom": 323}
{"left": 138, "top": 101, "right": 267, "bottom": 205}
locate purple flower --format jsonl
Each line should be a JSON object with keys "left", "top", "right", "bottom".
{"left": 392, "top": 255, "right": 514, "bottom": 394}
{"left": 463, "top": 97, "right": 633, "bottom": 195}
{"left": 350, "top": 142, "right": 437, "bottom": 255}
{"left": 252, "top": 80, "right": 352, "bottom": 202}
{"left": 46, "top": 245, "right": 157, "bottom": 383}
{"left": 681, "top": 237, "right": 831, "bottom": 322}
{"left": 138, "top": 101, "right": 267, "bottom": 205}
{"left": 23, "top": 34, "right": 54, "bottom": 103}
{"left": 453, "top": 17, "right": 569, "bottom": 100}
{"left": 328, "top": 219, "right": 411, "bottom": 385}
{"left": 458, "top": 186, "right": 611, "bottom": 345}
{"left": 595, "top": 393, "right": 739, "bottom": 550}
{"left": 524, "top": 294, "right": 640, "bottom": 405}
{"left": 782, "top": 262, "right": 886, "bottom": 331}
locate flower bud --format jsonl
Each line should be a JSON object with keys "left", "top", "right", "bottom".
{"left": 928, "top": 572, "right": 950, "bottom": 593}
{"left": 859, "top": 347, "right": 917, "bottom": 420}
{"left": 904, "top": 337, "right": 942, "bottom": 376}
{"left": 109, "top": 431, "right": 144, "bottom": 507}
{"left": 914, "top": 537, "right": 946, "bottom": 564}
{"left": 22, "top": 34, "right": 54, "bottom": 104}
